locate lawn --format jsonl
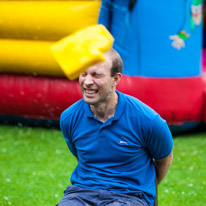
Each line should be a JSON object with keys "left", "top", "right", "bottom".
{"left": 0, "top": 124, "right": 206, "bottom": 206}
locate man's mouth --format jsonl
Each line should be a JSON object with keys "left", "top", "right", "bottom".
{"left": 85, "top": 89, "right": 98, "bottom": 95}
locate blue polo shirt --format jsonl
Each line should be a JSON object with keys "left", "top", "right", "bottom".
{"left": 60, "top": 91, "right": 173, "bottom": 206}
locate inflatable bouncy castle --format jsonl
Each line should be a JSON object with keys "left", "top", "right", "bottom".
{"left": 99, "top": 0, "right": 204, "bottom": 133}
{"left": 0, "top": 0, "right": 205, "bottom": 133}
{"left": 0, "top": 0, "right": 101, "bottom": 125}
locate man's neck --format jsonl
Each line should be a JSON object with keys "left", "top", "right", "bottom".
{"left": 90, "top": 92, "right": 118, "bottom": 123}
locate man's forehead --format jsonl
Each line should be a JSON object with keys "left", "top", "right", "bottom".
{"left": 86, "top": 63, "right": 106, "bottom": 73}
{"left": 87, "top": 55, "right": 112, "bottom": 71}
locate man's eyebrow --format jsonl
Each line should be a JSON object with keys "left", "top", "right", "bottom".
{"left": 81, "top": 71, "right": 87, "bottom": 75}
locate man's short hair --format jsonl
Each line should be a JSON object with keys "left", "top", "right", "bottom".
{"left": 108, "top": 48, "right": 123, "bottom": 77}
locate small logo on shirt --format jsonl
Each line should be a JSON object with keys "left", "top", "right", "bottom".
{"left": 119, "top": 140, "right": 128, "bottom": 145}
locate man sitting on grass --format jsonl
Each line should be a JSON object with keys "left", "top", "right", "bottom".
{"left": 57, "top": 49, "right": 173, "bottom": 206}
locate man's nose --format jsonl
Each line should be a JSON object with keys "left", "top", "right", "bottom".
{"left": 84, "top": 75, "right": 93, "bottom": 85}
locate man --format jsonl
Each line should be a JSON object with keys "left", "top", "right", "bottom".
{"left": 57, "top": 49, "right": 173, "bottom": 206}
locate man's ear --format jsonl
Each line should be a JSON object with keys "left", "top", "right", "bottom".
{"left": 113, "top": 73, "right": 122, "bottom": 86}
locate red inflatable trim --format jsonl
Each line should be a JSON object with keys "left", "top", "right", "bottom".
{"left": 118, "top": 75, "right": 205, "bottom": 124}
{"left": 0, "top": 74, "right": 205, "bottom": 124}
{"left": 0, "top": 75, "right": 82, "bottom": 120}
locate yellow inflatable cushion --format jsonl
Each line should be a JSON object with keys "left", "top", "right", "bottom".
{"left": 0, "top": 39, "right": 63, "bottom": 77}
{"left": 0, "top": 1, "right": 100, "bottom": 41}
{"left": 51, "top": 24, "right": 114, "bottom": 80}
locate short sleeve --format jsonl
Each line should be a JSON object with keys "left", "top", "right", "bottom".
{"left": 60, "top": 112, "right": 77, "bottom": 157}
{"left": 146, "top": 115, "right": 173, "bottom": 160}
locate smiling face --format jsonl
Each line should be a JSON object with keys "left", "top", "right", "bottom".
{"left": 79, "top": 52, "right": 121, "bottom": 106}
{"left": 191, "top": 5, "right": 202, "bottom": 25}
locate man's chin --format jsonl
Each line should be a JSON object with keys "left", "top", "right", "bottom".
{"left": 83, "top": 97, "right": 97, "bottom": 105}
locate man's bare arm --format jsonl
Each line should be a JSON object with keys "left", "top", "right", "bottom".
{"left": 154, "top": 151, "right": 173, "bottom": 185}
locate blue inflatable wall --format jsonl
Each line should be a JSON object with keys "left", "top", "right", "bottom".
{"left": 98, "top": 0, "right": 202, "bottom": 77}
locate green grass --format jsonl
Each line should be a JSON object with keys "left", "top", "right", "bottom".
{"left": 0, "top": 125, "right": 206, "bottom": 206}
{"left": 0, "top": 125, "right": 76, "bottom": 206}
{"left": 159, "top": 132, "right": 206, "bottom": 205}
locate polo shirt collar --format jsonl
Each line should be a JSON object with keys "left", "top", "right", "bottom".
{"left": 84, "top": 90, "right": 126, "bottom": 121}
{"left": 113, "top": 90, "right": 125, "bottom": 121}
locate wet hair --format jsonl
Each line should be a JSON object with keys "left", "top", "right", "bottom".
{"left": 107, "top": 48, "right": 123, "bottom": 77}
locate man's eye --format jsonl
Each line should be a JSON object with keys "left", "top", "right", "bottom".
{"left": 94, "top": 73, "right": 102, "bottom": 77}
{"left": 81, "top": 73, "right": 87, "bottom": 77}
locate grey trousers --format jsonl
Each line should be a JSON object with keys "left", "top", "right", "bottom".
{"left": 56, "top": 185, "right": 148, "bottom": 206}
